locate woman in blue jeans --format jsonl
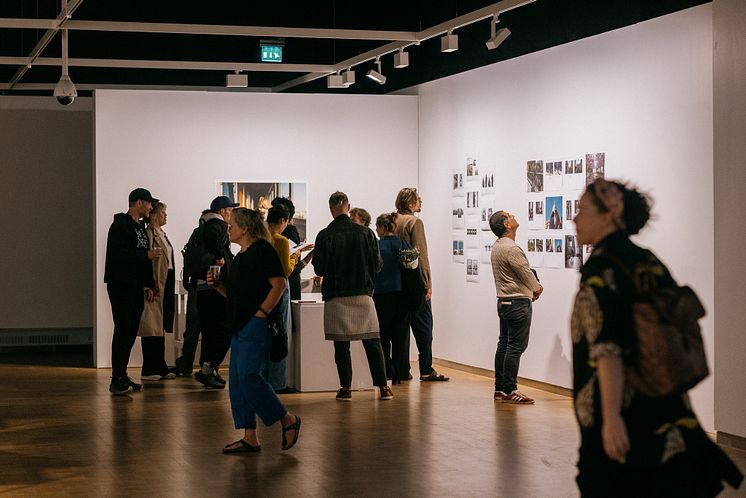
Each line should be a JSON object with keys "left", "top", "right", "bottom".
{"left": 208, "top": 207, "right": 301, "bottom": 453}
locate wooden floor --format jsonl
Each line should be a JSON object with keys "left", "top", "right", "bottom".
{"left": 1, "top": 363, "right": 744, "bottom": 498}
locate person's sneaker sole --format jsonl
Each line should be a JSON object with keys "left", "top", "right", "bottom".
{"left": 141, "top": 374, "right": 162, "bottom": 381}
{"left": 109, "top": 385, "right": 133, "bottom": 395}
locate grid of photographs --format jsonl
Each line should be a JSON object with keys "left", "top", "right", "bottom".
{"left": 451, "top": 155, "right": 497, "bottom": 282}
{"left": 525, "top": 152, "right": 605, "bottom": 270}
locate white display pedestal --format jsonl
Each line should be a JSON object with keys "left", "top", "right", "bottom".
{"left": 289, "top": 296, "right": 374, "bottom": 392}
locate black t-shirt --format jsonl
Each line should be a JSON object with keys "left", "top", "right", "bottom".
{"left": 226, "top": 239, "right": 285, "bottom": 334}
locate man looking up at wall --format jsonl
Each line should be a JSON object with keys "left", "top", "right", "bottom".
{"left": 194, "top": 195, "right": 238, "bottom": 389}
{"left": 489, "top": 210, "right": 543, "bottom": 404}
{"left": 104, "top": 187, "right": 160, "bottom": 395}
{"left": 394, "top": 188, "right": 449, "bottom": 382}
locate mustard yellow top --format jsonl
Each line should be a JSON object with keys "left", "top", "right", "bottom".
{"left": 271, "top": 232, "right": 299, "bottom": 278}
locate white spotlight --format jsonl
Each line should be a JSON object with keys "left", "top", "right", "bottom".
{"left": 226, "top": 72, "right": 248, "bottom": 87}
{"left": 327, "top": 73, "right": 347, "bottom": 88}
{"left": 342, "top": 69, "right": 356, "bottom": 86}
{"left": 486, "top": 15, "right": 511, "bottom": 50}
{"left": 393, "top": 49, "right": 409, "bottom": 68}
{"left": 366, "top": 57, "right": 386, "bottom": 85}
{"left": 441, "top": 30, "right": 458, "bottom": 53}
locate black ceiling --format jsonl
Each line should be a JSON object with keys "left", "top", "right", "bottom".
{"left": 0, "top": 0, "right": 709, "bottom": 96}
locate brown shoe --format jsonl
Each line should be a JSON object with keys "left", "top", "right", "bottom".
{"left": 419, "top": 370, "right": 450, "bottom": 382}
{"left": 494, "top": 390, "right": 508, "bottom": 401}
{"left": 336, "top": 387, "right": 352, "bottom": 401}
{"left": 379, "top": 386, "right": 394, "bottom": 400}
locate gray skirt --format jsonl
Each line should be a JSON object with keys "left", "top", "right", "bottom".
{"left": 323, "top": 295, "right": 380, "bottom": 341}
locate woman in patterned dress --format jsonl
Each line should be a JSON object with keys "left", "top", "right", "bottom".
{"left": 571, "top": 179, "right": 742, "bottom": 497}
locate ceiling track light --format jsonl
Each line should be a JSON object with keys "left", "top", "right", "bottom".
{"left": 226, "top": 71, "right": 248, "bottom": 87}
{"left": 441, "top": 29, "right": 458, "bottom": 53}
{"left": 366, "top": 57, "right": 386, "bottom": 85}
{"left": 486, "top": 14, "right": 511, "bottom": 50}
{"left": 342, "top": 68, "right": 355, "bottom": 86}
{"left": 328, "top": 67, "right": 356, "bottom": 89}
{"left": 393, "top": 49, "right": 409, "bottom": 69}
{"left": 327, "top": 72, "right": 346, "bottom": 89}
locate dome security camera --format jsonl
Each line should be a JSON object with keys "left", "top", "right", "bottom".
{"left": 53, "top": 75, "right": 77, "bottom": 106}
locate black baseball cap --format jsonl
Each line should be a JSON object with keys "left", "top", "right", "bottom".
{"left": 210, "top": 195, "right": 240, "bottom": 212}
{"left": 128, "top": 187, "right": 158, "bottom": 204}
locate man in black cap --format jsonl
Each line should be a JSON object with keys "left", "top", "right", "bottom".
{"left": 194, "top": 195, "right": 238, "bottom": 389}
{"left": 104, "top": 187, "right": 161, "bottom": 395}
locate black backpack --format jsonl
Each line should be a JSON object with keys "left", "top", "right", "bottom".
{"left": 181, "top": 225, "right": 213, "bottom": 288}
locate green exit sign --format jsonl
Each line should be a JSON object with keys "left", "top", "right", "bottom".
{"left": 261, "top": 45, "right": 283, "bottom": 63}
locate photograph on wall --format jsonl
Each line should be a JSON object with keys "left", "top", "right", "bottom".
{"left": 481, "top": 232, "right": 496, "bottom": 264}
{"left": 545, "top": 195, "right": 563, "bottom": 229}
{"left": 466, "top": 191, "right": 480, "bottom": 210}
{"left": 452, "top": 170, "right": 465, "bottom": 197}
{"left": 585, "top": 152, "right": 605, "bottom": 185}
{"left": 544, "top": 160, "right": 563, "bottom": 191}
{"left": 565, "top": 199, "right": 574, "bottom": 222}
{"left": 452, "top": 233, "right": 465, "bottom": 263}
{"left": 452, "top": 199, "right": 465, "bottom": 229}
{"left": 481, "top": 166, "right": 496, "bottom": 195}
{"left": 574, "top": 199, "right": 580, "bottom": 218}
{"left": 480, "top": 206, "right": 494, "bottom": 231}
{"left": 527, "top": 160, "right": 544, "bottom": 192}
{"left": 565, "top": 235, "right": 583, "bottom": 270}
{"left": 532, "top": 200, "right": 545, "bottom": 230}
{"left": 220, "top": 181, "right": 308, "bottom": 241}
{"left": 564, "top": 158, "right": 585, "bottom": 190}
{"left": 466, "top": 157, "right": 479, "bottom": 183}
{"left": 466, "top": 225, "right": 480, "bottom": 249}
{"left": 466, "top": 252, "right": 480, "bottom": 283}
{"left": 527, "top": 236, "right": 543, "bottom": 267}
{"left": 528, "top": 201, "right": 534, "bottom": 223}
{"left": 545, "top": 237, "right": 564, "bottom": 268}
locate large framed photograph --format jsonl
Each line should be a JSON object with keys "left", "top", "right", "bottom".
{"left": 219, "top": 181, "right": 308, "bottom": 241}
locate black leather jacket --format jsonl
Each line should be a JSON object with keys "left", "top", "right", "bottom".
{"left": 312, "top": 214, "right": 381, "bottom": 300}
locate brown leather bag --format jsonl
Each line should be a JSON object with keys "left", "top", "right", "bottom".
{"left": 626, "top": 284, "right": 708, "bottom": 397}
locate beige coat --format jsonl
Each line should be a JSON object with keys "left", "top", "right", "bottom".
{"left": 137, "top": 225, "right": 173, "bottom": 337}
{"left": 394, "top": 212, "right": 432, "bottom": 289}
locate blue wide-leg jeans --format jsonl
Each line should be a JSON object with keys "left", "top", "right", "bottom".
{"left": 229, "top": 316, "right": 287, "bottom": 430}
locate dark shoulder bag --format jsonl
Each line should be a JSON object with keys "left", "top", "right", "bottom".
{"left": 267, "top": 307, "right": 288, "bottom": 362}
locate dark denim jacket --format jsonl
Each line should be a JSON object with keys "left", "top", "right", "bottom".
{"left": 312, "top": 214, "right": 382, "bottom": 300}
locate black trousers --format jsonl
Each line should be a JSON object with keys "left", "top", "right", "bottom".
{"left": 196, "top": 289, "right": 231, "bottom": 369}
{"left": 107, "top": 283, "right": 145, "bottom": 378}
{"left": 408, "top": 299, "right": 434, "bottom": 376}
{"left": 175, "top": 290, "right": 201, "bottom": 372}
{"left": 333, "top": 339, "right": 388, "bottom": 388}
{"left": 141, "top": 336, "right": 169, "bottom": 376}
{"left": 494, "top": 298, "right": 532, "bottom": 393}
{"left": 373, "top": 292, "right": 410, "bottom": 381}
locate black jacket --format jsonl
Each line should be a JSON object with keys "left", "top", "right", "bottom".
{"left": 200, "top": 213, "right": 233, "bottom": 281}
{"left": 104, "top": 212, "right": 155, "bottom": 288}
{"left": 312, "top": 214, "right": 381, "bottom": 300}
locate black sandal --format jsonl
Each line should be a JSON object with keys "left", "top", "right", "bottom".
{"left": 222, "top": 439, "right": 261, "bottom": 454}
{"left": 281, "top": 415, "right": 301, "bottom": 451}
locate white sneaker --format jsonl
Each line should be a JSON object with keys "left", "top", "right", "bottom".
{"left": 162, "top": 372, "right": 177, "bottom": 380}
{"left": 140, "top": 374, "right": 162, "bottom": 381}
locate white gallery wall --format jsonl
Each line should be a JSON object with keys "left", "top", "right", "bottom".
{"left": 416, "top": 5, "right": 715, "bottom": 428}
{"left": 95, "top": 91, "right": 418, "bottom": 368}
